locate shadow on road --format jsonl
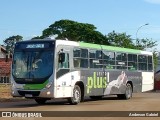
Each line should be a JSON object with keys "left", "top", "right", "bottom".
{"left": 0, "top": 95, "right": 122, "bottom": 109}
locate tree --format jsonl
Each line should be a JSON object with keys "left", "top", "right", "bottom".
{"left": 3, "top": 35, "right": 23, "bottom": 54}
{"left": 33, "top": 19, "right": 157, "bottom": 51}
{"left": 34, "top": 19, "right": 157, "bottom": 50}
{"left": 106, "top": 31, "right": 136, "bottom": 49}
{"left": 106, "top": 31, "right": 157, "bottom": 50}
{"left": 136, "top": 38, "right": 157, "bottom": 50}
{"left": 41, "top": 19, "right": 110, "bottom": 45}
{"left": 31, "top": 36, "right": 44, "bottom": 39}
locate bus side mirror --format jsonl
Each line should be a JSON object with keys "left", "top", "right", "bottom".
{"left": 59, "top": 53, "right": 65, "bottom": 63}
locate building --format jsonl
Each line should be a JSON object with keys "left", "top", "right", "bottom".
{"left": 154, "top": 52, "right": 160, "bottom": 90}
{"left": 0, "top": 45, "right": 12, "bottom": 84}
{"left": 157, "top": 53, "right": 160, "bottom": 71}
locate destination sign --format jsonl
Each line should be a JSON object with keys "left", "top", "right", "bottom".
{"left": 15, "top": 42, "right": 55, "bottom": 49}
{"left": 26, "top": 44, "right": 45, "bottom": 48}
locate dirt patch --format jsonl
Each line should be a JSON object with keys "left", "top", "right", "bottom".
{"left": 0, "top": 97, "right": 30, "bottom": 102}
{"left": 0, "top": 84, "right": 32, "bottom": 102}
{"left": 0, "top": 84, "right": 12, "bottom": 98}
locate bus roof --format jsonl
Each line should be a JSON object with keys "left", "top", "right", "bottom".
{"left": 56, "top": 40, "right": 152, "bottom": 55}
{"left": 16, "top": 39, "right": 153, "bottom": 55}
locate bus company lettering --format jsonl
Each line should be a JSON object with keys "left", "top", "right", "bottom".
{"left": 87, "top": 72, "right": 107, "bottom": 94}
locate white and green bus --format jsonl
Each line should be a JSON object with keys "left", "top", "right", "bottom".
{"left": 11, "top": 39, "right": 154, "bottom": 105}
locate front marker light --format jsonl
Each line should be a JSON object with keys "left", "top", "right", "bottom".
{"left": 46, "top": 82, "right": 52, "bottom": 88}
{"left": 47, "top": 91, "right": 51, "bottom": 95}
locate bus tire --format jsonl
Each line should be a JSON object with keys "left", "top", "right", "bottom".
{"left": 35, "top": 98, "right": 47, "bottom": 104}
{"left": 117, "top": 83, "right": 132, "bottom": 100}
{"left": 68, "top": 85, "right": 81, "bottom": 105}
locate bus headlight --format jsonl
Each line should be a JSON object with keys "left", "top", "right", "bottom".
{"left": 11, "top": 83, "right": 24, "bottom": 89}
{"left": 46, "top": 82, "right": 52, "bottom": 88}
{"left": 11, "top": 83, "right": 15, "bottom": 88}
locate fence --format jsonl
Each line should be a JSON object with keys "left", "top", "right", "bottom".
{"left": 0, "top": 76, "right": 10, "bottom": 83}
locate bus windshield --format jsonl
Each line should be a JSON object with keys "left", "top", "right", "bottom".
{"left": 12, "top": 50, "right": 54, "bottom": 79}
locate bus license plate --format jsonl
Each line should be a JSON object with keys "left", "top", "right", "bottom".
{"left": 25, "top": 94, "right": 33, "bottom": 97}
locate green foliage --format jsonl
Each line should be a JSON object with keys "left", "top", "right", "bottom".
{"left": 41, "top": 19, "right": 110, "bottom": 45}
{"left": 136, "top": 38, "right": 157, "bottom": 50}
{"left": 106, "top": 31, "right": 136, "bottom": 49}
{"left": 31, "top": 36, "right": 44, "bottom": 39}
{"left": 32, "top": 19, "right": 157, "bottom": 52}
{"left": 3, "top": 35, "right": 23, "bottom": 54}
{"left": 106, "top": 31, "right": 157, "bottom": 50}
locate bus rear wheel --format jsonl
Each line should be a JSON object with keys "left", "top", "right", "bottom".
{"left": 68, "top": 85, "right": 81, "bottom": 105}
{"left": 117, "top": 83, "right": 132, "bottom": 100}
{"left": 35, "top": 98, "right": 47, "bottom": 104}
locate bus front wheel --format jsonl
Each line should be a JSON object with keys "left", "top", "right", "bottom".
{"left": 68, "top": 85, "right": 81, "bottom": 105}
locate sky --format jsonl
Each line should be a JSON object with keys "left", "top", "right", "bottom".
{"left": 0, "top": 0, "right": 160, "bottom": 51}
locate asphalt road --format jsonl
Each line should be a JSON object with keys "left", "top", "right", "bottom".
{"left": 0, "top": 92, "right": 160, "bottom": 120}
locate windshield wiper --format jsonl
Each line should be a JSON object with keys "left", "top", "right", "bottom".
{"left": 26, "top": 55, "right": 29, "bottom": 71}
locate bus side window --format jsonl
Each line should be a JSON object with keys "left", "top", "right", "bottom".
{"left": 128, "top": 54, "right": 137, "bottom": 71}
{"left": 74, "top": 58, "right": 80, "bottom": 68}
{"left": 138, "top": 55, "right": 147, "bottom": 71}
{"left": 128, "top": 62, "right": 136, "bottom": 70}
{"left": 73, "top": 48, "right": 88, "bottom": 68}
{"left": 58, "top": 52, "right": 69, "bottom": 68}
{"left": 103, "top": 51, "right": 115, "bottom": 69}
{"left": 148, "top": 56, "right": 153, "bottom": 71}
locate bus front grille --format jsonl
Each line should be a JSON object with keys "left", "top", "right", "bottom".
{"left": 18, "top": 90, "right": 40, "bottom": 97}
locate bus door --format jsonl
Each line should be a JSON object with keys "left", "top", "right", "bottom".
{"left": 56, "top": 47, "right": 71, "bottom": 97}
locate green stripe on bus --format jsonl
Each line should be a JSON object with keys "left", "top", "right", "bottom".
{"left": 24, "top": 80, "right": 48, "bottom": 90}
{"left": 101, "top": 45, "right": 141, "bottom": 54}
{"left": 79, "top": 42, "right": 101, "bottom": 49}
{"left": 79, "top": 42, "right": 141, "bottom": 54}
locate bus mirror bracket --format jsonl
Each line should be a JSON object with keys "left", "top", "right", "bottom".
{"left": 59, "top": 52, "right": 65, "bottom": 63}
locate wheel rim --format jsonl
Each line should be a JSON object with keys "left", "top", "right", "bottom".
{"left": 74, "top": 88, "right": 80, "bottom": 102}
{"left": 126, "top": 85, "right": 132, "bottom": 98}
